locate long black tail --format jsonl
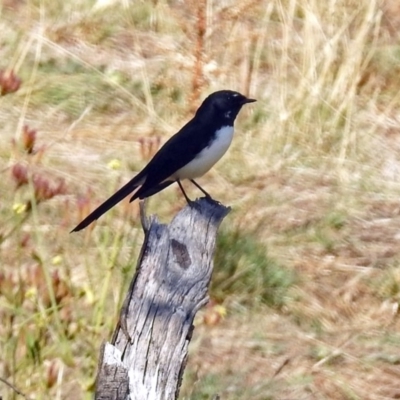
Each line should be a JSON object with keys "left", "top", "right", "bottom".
{"left": 130, "top": 180, "right": 174, "bottom": 201}
{"left": 70, "top": 174, "right": 145, "bottom": 232}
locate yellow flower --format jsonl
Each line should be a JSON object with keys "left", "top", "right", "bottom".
{"left": 12, "top": 202, "right": 27, "bottom": 214}
{"left": 52, "top": 255, "right": 63, "bottom": 265}
{"left": 107, "top": 159, "right": 121, "bottom": 170}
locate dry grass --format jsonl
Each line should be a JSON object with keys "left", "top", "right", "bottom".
{"left": 1, "top": 0, "right": 400, "bottom": 398}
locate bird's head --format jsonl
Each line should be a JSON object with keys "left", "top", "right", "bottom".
{"left": 196, "top": 90, "right": 256, "bottom": 122}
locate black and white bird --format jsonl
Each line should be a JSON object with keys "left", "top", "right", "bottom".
{"left": 71, "top": 90, "right": 256, "bottom": 232}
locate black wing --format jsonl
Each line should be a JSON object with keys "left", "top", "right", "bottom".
{"left": 130, "top": 117, "right": 215, "bottom": 200}
{"left": 71, "top": 116, "right": 215, "bottom": 232}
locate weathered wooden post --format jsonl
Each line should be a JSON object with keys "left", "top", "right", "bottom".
{"left": 95, "top": 198, "right": 230, "bottom": 400}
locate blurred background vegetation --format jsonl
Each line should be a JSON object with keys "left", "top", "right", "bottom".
{"left": 1, "top": 0, "right": 400, "bottom": 398}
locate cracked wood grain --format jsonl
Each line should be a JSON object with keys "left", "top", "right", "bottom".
{"left": 95, "top": 198, "right": 230, "bottom": 400}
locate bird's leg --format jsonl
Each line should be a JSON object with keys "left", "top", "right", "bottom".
{"left": 190, "top": 179, "right": 213, "bottom": 200}
{"left": 177, "top": 180, "right": 194, "bottom": 205}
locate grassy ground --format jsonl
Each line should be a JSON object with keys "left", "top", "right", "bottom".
{"left": 1, "top": 0, "right": 400, "bottom": 398}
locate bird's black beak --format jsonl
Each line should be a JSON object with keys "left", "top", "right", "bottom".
{"left": 241, "top": 97, "right": 257, "bottom": 105}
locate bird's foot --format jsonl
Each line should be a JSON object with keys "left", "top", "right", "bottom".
{"left": 187, "top": 196, "right": 219, "bottom": 210}
{"left": 204, "top": 195, "right": 219, "bottom": 204}
{"left": 188, "top": 199, "right": 201, "bottom": 210}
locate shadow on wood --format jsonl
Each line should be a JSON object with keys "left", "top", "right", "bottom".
{"left": 95, "top": 197, "right": 230, "bottom": 400}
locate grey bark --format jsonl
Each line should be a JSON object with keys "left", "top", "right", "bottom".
{"left": 95, "top": 198, "right": 230, "bottom": 400}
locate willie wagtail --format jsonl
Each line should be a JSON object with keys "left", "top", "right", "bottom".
{"left": 71, "top": 90, "right": 256, "bottom": 232}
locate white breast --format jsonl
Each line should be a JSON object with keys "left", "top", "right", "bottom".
{"left": 173, "top": 125, "right": 234, "bottom": 180}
